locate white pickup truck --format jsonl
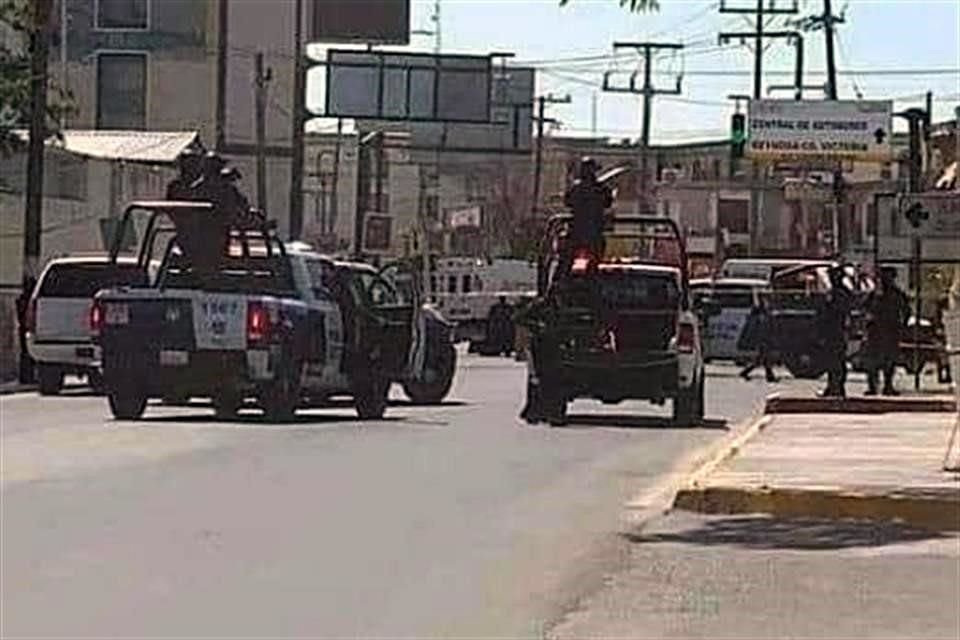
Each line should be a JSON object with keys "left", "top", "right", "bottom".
{"left": 26, "top": 255, "right": 147, "bottom": 394}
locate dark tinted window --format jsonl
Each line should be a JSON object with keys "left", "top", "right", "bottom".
{"left": 39, "top": 263, "right": 147, "bottom": 298}
{"left": 713, "top": 286, "right": 755, "bottom": 309}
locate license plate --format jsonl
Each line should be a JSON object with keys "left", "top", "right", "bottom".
{"left": 160, "top": 350, "right": 189, "bottom": 366}
{"left": 105, "top": 303, "right": 129, "bottom": 325}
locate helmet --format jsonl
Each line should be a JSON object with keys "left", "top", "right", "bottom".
{"left": 578, "top": 156, "right": 599, "bottom": 180}
{"left": 201, "top": 151, "right": 228, "bottom": 176}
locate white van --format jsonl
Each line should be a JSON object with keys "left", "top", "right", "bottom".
{"left": 692, "top": 277, "right": 770, "bottom": 363}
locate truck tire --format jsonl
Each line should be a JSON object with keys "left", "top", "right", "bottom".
{"left": 673, "top": 374, "right": 704, "bottom": 426}
{"left": 108, "top": 381, "right": 147, "bottom": 420}
{"left": 87, "top": 369, "right": 105, "bottom": 395}
{"left": 783, "top": 351, "right": 826, "bottom": 379}
{"left": 354, "top": 375, "right": 389, "bottom": 420}
{"left": 402, "top": 343, "right": 456, "bottom": 405}
{"left": 261, "top": 362, "right": 302, "bottom": 423}
{"left": 213, "top": 390, "right": 243, "bottom": 420}
{"left": 37, "top": 365, "right": 63, "bottom": 396}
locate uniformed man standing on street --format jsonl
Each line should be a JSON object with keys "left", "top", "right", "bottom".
{"left": 864, "top": 266, "right": 910, "bottom": 396}
{"left": 817, "top": 265, "right": 854, "bottom": 398}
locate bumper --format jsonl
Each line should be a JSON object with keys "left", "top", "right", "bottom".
{"left": 103, "top": 347, "right": 279, "bottom": 396}
{"left": 553, "top": 350, "right": 685, "bottom": 401}
{"left": 26, "top": 336, "right": 100, "bottom": 369}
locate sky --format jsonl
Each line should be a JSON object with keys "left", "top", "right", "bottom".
{"left": 308, "top": 0, "right": 960, "bottom": 143}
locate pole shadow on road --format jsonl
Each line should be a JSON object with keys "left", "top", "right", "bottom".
{"left": 556, "top": 415, "right": 729, "bottom": 431}
{"left": 623, "top": 515, "right": 946, "bottom": 550}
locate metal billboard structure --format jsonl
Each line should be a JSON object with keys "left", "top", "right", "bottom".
{"left": 309, "top": 0, "right": 410, "bottom": 45}
{"left": 324, "top": 50, "right": 492, "bottom": 123}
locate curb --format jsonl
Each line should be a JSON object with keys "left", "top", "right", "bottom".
{"left": 765, "top": 393, "right": 957, "bottom": 415}
{"left": 623, "top": 414, "right": 771, "bottom": 514}
{"left": 673, "top": 485, "right": 960, "bottom": 532}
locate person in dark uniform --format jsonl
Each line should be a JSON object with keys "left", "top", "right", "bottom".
{"left": 518, "top": 293, "right": 566, "bottom": 426}
{"left": 165, "top": 147, "right": 204, "bottom": 200}
{"left": 738, "top": 295, "right": 778, "bottom": 383}
{"left": 486, "top": 296, "right": 515, "bottom": 357}
{"left": 864, "top": 266, "right": 910, "bottom": 396}
{"left": 817, "top": 265, "right": 854, "bottom": 398}
{"left": 562, "top": 157, "right": 613, "bottom": 270}
{"left": 15, "top": 275, "right": 37, "bottom": 384}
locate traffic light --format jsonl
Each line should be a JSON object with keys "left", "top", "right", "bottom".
{"left": 731, "top": 113, "right": 746, "bottom": 159}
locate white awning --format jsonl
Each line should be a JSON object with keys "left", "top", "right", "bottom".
{"left": 15, "top": 129, "right": 200, "bottom": 163}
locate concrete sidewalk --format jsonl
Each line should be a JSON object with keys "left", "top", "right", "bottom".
{"left": 675, "top": 395, "right": 960, "bottom": 531}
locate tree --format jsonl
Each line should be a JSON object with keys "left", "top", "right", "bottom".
{"left": 559, "top": 0, "right": 660, "bottom": 11}
{"left": 0, "top": 0, "right": 71, "bottom": 156}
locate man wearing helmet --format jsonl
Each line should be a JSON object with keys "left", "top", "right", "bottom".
{"left": 563, "top": 157, "right": 613, "bottom": 266}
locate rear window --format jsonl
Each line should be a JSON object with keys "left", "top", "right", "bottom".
{"left": 561, "top": 271, "right": 679, "bottom": 309}
{"left": 713, "top": 286, "right": 755, "bottom": 309}
{"left": 38, "top": 263, "right": 146, "bottom": 298}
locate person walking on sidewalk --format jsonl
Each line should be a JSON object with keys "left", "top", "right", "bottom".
{"left": 817, "top": 265, "right": 854, "bottom": 398}
{"left": 864, "top": 266, "right": 910, "bottom": 396}
{"left": 738, "top": 295, "right": 778, "bottom": 382}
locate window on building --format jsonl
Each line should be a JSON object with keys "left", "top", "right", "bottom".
{"left": 717, "top": 199, "right": 749, "bottom": 234}
{"left": 97, "top": 0, "right": 148, "bottom": 30}
{"left": 97, "top": 53, "right": 147, "bottom": 129}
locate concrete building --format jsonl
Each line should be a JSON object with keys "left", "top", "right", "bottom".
{"left": 51, "top": 0, "right": 299, "bottom": 232}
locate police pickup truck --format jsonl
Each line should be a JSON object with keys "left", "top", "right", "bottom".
{"left": 522, "top": 215, "right": 706, "bottom": 426}
{"left": 93, "top": 202, "right": 455, "bottom": 421}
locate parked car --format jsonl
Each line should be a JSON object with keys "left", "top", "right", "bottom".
{"left": 26, "top": 255, "right": 147, "bottom": 395}
{"left": 690, "top": 277, "right": 770, "bottom": 363}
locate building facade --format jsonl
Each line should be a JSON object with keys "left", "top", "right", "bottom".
{"left": 52, "top": 0, "right": 298, "bottom": 231}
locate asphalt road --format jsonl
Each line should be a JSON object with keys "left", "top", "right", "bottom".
{"left": 1, "top": 355, "right": 818, "bottom": 638}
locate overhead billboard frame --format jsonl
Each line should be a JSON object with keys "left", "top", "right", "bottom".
{"left": 322, "top": 50, "right": 493, "bottom": 124}
{"left": 309, "top": 0, "right": 410, "bottom": 46}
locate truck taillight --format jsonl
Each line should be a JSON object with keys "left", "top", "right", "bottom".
{"left": 677, "top": 322, "right": 696, "bottom": 353}
{"left": 90, "top": 300, "right": 104, "bottom": 337}
{"left": 571, "top": 248, "right": 594, "bottom": 274}
{"left": 247, "top": 301, "right": 270, "bottom": 344}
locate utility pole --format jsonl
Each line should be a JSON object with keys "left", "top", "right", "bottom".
{"left": 531, "top": 93, "right": 571, "bottom": 215}
{"left": 253, "top": 52, "right": 272, "bottom": 212}
{"left": 605, "top": 41, "right": 684, "bottom": 214}
{"left": 288, "top": 0, "right": 306, "bottom": 240}
{"left": 718, "top": 1, "right": 799, "bottom": 256}
{"left": 23, "top": 0, "right": 53, "bottom": 282}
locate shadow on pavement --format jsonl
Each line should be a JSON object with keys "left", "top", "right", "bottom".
{"left": 135, "top": 411, "right": 406, "bottom": 426}
{"left": 624, "top": 515, "right": 946, "bottom": 550}
{"left": 559, "top": 414, "right": 729, "bottom": 431}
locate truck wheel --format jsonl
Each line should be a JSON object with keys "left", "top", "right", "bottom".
{"left": 37, "top": 365, "right": 63, "bottom": 396}
{"left": 261, "top": 363, "right": 301, "bottom": 423}
{"left": 673, "top": 376, "right": 703, "bottom": 427}
{"left": 88, "top": 369, "right": 105, "bottom": 395}
{"left": 108, "top": 381, "right": 147, "bottom": 420}
{"left": 783, "top": 352, "right": 826, "bottom": 379}
{"left": 355, "top": 375, "right": 389, "bottom": 420}
{"left": 402, "top": 343, "right": 456, "bottom": 405}
{"left": 213, "top": 390, "right": 243, "bottom": 420}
